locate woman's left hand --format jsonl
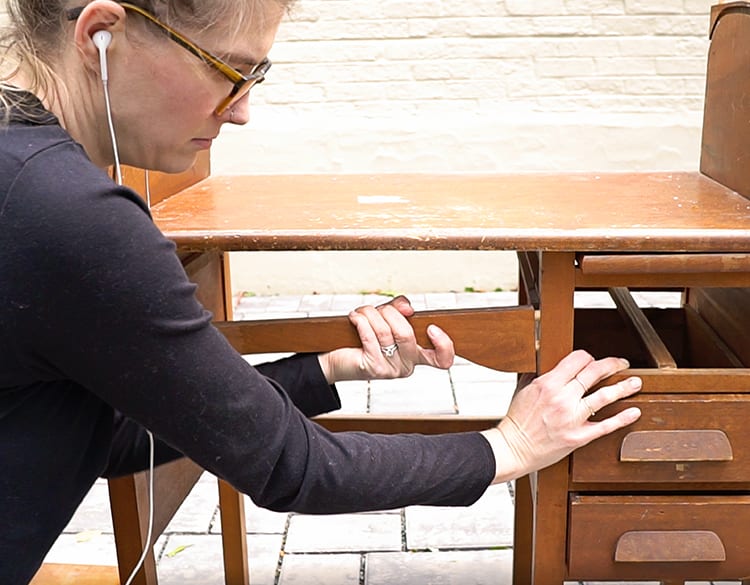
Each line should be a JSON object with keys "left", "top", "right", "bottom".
{"left": 318, "top": 295, "right": 455, "bottom": 383}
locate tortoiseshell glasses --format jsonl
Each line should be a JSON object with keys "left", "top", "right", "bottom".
{"left": 67, "top": 2, "right": 271, "bottom": 115}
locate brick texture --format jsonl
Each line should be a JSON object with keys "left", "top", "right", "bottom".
{"left": 258, "top": 0, "right": 714, "bottom": 114}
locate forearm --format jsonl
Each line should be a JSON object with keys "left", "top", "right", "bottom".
{"left": 261, "top": 427, "right": 496, "bottom": 513}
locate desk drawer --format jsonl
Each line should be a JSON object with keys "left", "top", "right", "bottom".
{"left": 568, "top": 495, "right": 750, "bottom": 581}
{"left": 571, "top": 394, "right": 750, "bottom": 485}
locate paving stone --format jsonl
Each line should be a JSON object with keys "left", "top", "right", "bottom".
{"left": 63, "top": 482, "right": 114, "bottom": 534}
{"left": 405, "top": 483, "right": 514, "bottom": 550}
{"left": 157, "top": 533, "right": 282, "bottom": 585}
{"left": 335, "top": 379, "right": 369, "bottom": 413}
{"left": 278, "top": 553, "right": 361, "bottom": 585}
{"left": 242, "top": 352, "right": 294, "bottom": 366}
{"left": 450, "top": 364, "right": 519, "bottom": 384}
{"left": 265, "top": 295, "right": 304, "bottom": 313}
{"left": 42, "top": 532, "right": 120, "bottom": 566}
{"left": 233, "top": 294, "right": 271, "bottom": 314}
{"left": 285, "top": 513, "right": 401, "bottom": 553}
{"left": 164, "top": 479, "right": 218, "bottom": 534}
{"left": 298, "top": 294, "right": 334, "bottom": 313}
{"left": 197, "top": 470, "right": 216, "bottom": 484}
{"left": 211, "top": 494, "right": 289, "bottom": 535}
{"left": 402, "top": 293, "right": 427, "bottom": 310}
{"left": 369, "top": 367, "right": 454, "bottom": 414}
{"left": 330, "top": 294, "right": 367, "bottom": 312}
{"left": 241, "top": 311, "right": 307, "bottom": 321}
{"left": 362, "top": 293, "right": 396, "bottom": 306}
{"left": 574, "top": 291, "right": 617, "bottom": 308}
{"left": 451, "top": 354, "right": 474, "bottom": 366}
{"left": 453, "top": 380, "right": 513, "bottom": 416}
{"left": 157, "top": 535, "right": 220, "bottom": 583}
{"left": 365, "top": 549, "right": 514, "bottom": 585}
{"left": 455, "top": 291, "right": 518, "bottom": 307}
{"left": 424, "top": 292, "right": 458, "bottom": 309}
{"left": 304, "top": 310, "right": 358, "bottom": 317}
{"left": 631, "top": 290, "right": 683, "bottom": 307}
{"left": 480, "top": 291, "right": 520, "bottom": 306}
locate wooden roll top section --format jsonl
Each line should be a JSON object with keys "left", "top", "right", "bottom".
{"left": 702, "top": 1, "right": 750, "bottom": 199}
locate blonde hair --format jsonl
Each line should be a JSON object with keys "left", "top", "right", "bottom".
{"left": 0, "top": 0, "right": 295, "bottom": 123}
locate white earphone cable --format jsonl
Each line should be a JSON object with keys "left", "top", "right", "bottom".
{"left": 123, "top": 430, "right": 155, "bottom": 585}
{"left": 100, "top": 50, "right": 156, "bottom": 585}
{"left": 102, "top": 79, "right": 122, "bottom": 186}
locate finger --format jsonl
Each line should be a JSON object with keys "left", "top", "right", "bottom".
{"left": 585, "top": 376, "right": 642, "bottom": 415}
{"left": 575, "top": 356, "right": 631, "bottom": 389}
{"left": 579, "top": 395, "right": 597, "bottom": 420}
{"left": 378, "top": 303, "right": 418, "bottom": 355}
{"left": 348, "top": 309, "right": 380, "bottom": 350}
{"left": 585, "top": 406, "right": 642, "bottom": 442}
{"left": 423, "top": 324, "right": 455, "bottom": 369}
{"left": 569, "top": 374, "right": 587, "bottom": 396}
{"left": 358, "top": 304, "right": 398, "bottom": 349}
{"left": 382, "top": 295, "right": 415, "bottom": 318}
{"left": 538, "top": 349, "right": 595, "bottom": 388}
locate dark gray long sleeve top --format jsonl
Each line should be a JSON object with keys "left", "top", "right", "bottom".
{"left": 0, "top": 90, "right": 495, "bottom": 582}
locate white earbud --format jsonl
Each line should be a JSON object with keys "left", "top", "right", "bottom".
{"left": 92, "top": 29, "right": 121, "bottom": 185}
{"left": 93, "top": 30, "right": 112, "bottom": 81}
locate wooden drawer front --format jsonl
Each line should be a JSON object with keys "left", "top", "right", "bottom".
{"left": 571, "top": 394, "right": 750, "bottom": 485}
{"left": 568, "top": 495, "right": 750, "bottom": 581}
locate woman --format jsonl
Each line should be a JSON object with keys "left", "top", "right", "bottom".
{"left": 0, "top": 1, "right": 642, "bottom": 582}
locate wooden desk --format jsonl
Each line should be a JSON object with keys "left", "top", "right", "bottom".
{"left": 139, "top": 4, "right": 750, "bottom": 584}
{"left": 150, "top": 170, "right": 750, "bottom": 584}
{"left": 152, "top": 171, "right": 749, "bottom": 253}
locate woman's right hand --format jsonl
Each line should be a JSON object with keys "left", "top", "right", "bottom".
{"left": 481, "top": 349, "right": 642, "bottom": 483}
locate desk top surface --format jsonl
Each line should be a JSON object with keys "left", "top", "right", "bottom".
{"left": 151, "top": 172, "right": 750, "bottom": 252}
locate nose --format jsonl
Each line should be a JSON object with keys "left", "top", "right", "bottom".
{"left": 222, "top": 94, "right": 250, "bottom": 125}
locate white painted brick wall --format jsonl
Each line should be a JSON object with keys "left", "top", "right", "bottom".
{"left": 249, "top": 0, "right": 713, "bottom": 115}
{"left": 215, "top": 0, "right": 716, "bottom": 179}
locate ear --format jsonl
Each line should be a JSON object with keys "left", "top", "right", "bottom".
{"left": 73, "top": 0, "right": 127, "bottom": 75}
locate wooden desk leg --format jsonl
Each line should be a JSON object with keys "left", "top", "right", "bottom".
{"left": 512, "top": 474, "right": 533, "bottom": 585}
{"left": 531, "top": 251, "right": 576, "bottom": 585}
{"left": 108, "top": 473, "right": 159, "bottom": 585}
{"left": 512, "top": 371, "right": 537, "bottom": 585}
{"left": 218, "top": 480, "right": 250, "bottom": 585}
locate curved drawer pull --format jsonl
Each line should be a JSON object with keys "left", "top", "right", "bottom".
{"left": 615, "top": 530, "right": 727, "bottom": 562}
{"left": 620, "top": 430, "right": 733, "bottom": 462}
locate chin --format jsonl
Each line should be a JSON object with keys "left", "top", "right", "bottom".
{"left": 150, "top": 153, "right": 199, "bottom": 175}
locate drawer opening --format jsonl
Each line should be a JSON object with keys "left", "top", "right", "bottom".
{"left": 573, "top": 288, "right": 745, "bottom": 369}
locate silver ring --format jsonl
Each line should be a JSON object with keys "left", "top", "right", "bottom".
{"left": 380, "top": 343, "right": 398, "bottom": 357}
{"left": 582, "top": 396, "right": 596, "bottom": 418}
{"left": 229, "top": 109, "right": 235, "bottom": 122}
